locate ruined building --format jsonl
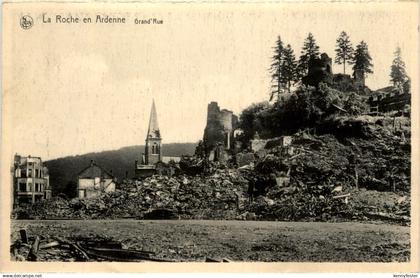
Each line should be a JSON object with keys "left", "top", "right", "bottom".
{"left": 77, "top": 160, "right": 116, "bottom": 199}
{"left": 369, "top": 85, "right": 410, "bottom": 113}
{"left": 202, "top": 102, "right": 239, "bottom": 161}
{"left": 135, "top": 101, "right": 180, "bottom": 178}
{"left": 11, "top": 154, "right": 51, "bottom": 206}
{"left": 302, "top": 53, "right": 366, "bottom": 92}
{"left": 302, "top": 53, "right": 333, "bottom": 87}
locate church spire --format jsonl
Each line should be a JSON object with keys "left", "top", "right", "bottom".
{"left": 147, "top": 99, "right": 160, "bottom": 139}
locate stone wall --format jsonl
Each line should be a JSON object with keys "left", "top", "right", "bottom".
{"left": 302, "top": 53, "right": 333, "bottom": 87}
{"left": 202, "top": 102, "right": 238, "bottom": 156}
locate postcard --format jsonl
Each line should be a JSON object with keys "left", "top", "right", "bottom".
{"left": 1, "top": 0, "right": 419, "bottom": 273}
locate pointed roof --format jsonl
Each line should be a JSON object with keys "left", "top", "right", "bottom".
{"left": 78, "top": 160, "right": 114, "bottom": 179}
{"left": 147, "top": 100, "right": 161, "bottom": 139}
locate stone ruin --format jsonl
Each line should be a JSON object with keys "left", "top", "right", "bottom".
{"left": 202, "top": 102, "right": 239, "bottom": 161}
{"left": 302, "top": 53, "right": 333, "bottom": 87}
{"left": 302, "top": 53, "right": 366, "bottom": 92}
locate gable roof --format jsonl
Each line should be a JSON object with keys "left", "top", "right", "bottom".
{"left": 78, "top": 162, "right": 114, "bottom": 179}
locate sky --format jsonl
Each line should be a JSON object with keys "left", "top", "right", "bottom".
{"left": 3, "top": 2, "right": 418, "bottom": 160}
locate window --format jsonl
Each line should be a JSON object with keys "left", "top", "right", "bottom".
{"left": 35, "top": 169, "right": 39, "bottom": 178}
{"left": 19, "top": 182, "right": 26, "bottom": 192}
{"left": 35, "top": 183, "right": 39, "bottom": 192}
{"left": 28, "top": 183, "right": 33, "bottom": 192}
{"left": 28, "top": 169, "right": 33, "bottom": 178}
{"left": 21, "top": 169, "right": 27, "bottom": 178}
{"left": 152, "top": 143, "right": 159, "bottom": 154}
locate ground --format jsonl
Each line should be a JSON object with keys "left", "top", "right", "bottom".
{"left": 11, "top": 220, "right": 410, "bottom": 262}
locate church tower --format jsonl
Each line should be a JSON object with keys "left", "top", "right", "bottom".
{"left": 144, "top": 100, "right": 162, "bottom": 165}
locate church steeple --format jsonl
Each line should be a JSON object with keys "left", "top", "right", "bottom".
{"left": 146, "top": 100, "right": 160, "bottom": 139}
{"left": 144, "top": 100, "right": 162, "bottom": 165}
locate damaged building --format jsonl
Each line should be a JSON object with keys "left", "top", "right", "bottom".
{"left": 11, "top": 154, "right": 51, "bottom": 206}
{"left": 302, "top": 53, "right": 366, "bottom": 92}
{"left": 77, "top": 160, "right": 116, "bottom": 199}
{"left": 369, "top": 85, "right": 410, "bottom": 114}
{"left": 202, "top": 101, "right": 239, "bottom": 161}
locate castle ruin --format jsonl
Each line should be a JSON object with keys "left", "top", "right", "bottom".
{"left": 202, "top": 102, "right": 239, "bottom": 161}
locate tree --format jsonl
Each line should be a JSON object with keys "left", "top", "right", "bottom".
{"left": 390, "top": 47, "right": 408, "bottom": 88}
{"left": 270, "top": 36, "right": 285, "bottom": 101}
{"left": 335, "top": 31, "right": 354, "bottom": 74}
{"left": 297, "top": 33, "right": 320, "bottom": 78}
{"left": 239, "top": 101, "right": 269, "bottom": 144}
{"left": 351, "top": 41, "right": 373, "bottom": 81}
{"left": 280, "top": 44, "right": 298, "bottom": 93}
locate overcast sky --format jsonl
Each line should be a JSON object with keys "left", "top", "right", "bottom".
{"left": 3, "top": 2, "right": 418, "bottom": 160}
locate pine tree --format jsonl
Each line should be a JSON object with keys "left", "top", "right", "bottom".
{"left": 280, "top": 44, "right": 298, "bottom": 93}
{"left": 335, "top": 31, "right": 354, "bottom": 74}
{"left": 351, "top": 41, "right": 373, "bottom": 80}
{"left": 270, "top": 36, "right": 285, "bottom": 101}
{"left": 297, "top": 33, "right": 320, "bottom": 78}
{"left": 390, "top": 47, "right": 408, "bottom": 88}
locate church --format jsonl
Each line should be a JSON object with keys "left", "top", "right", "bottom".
{"left": 135, "top": 100, "right": 180, "bottom": 178}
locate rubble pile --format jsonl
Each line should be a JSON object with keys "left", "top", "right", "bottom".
{"left": 14, "top": 197, "right": 74, "bottom": 220}
{"left": 319, "top": 115, "right": 410, "bottom": 192}
{"left": 241, "top": 116, "right": 411, "bottom": 222}
{"left": 345, "top": 190, "right": 410, "bottom": 224}
{"left": 11, "top": 230, "right": 171, "bottom": 262}
{"left": 14, "top": 169, "right": 249, "bottom": 220}
{"left": 12, "top": 116, "right": 410, "bottom": 224}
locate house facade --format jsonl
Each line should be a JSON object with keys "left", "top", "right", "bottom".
{"left": 12, "top": 154, "right": 51, "bottom": 206}
{"left": 77, "top": 160, "right": 116, "bottom": 198}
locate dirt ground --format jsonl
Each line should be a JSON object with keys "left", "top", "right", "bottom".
{"left": 11, "top": 219, "right": 410, "bottom": 262}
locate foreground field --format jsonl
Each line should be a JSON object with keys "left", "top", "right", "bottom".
{"left": 12, "top": 220, "right": 410, "bottom": 262}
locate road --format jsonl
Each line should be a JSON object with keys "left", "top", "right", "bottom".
{"left": 11, "top": 219, "right": 410, "bottom": 262}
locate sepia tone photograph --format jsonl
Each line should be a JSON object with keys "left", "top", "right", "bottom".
{"left": 1, "top": 1, "right": 419, "bottom": 272}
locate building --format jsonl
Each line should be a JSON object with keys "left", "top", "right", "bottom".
{"left": 369, "top": 85, "right": 410, "bottom": 113}
{"left": 202, "top": 101, "right": 239, "bottom": 161}
{"left": 134, "top": 101, "right": 180, "bottom": 178}
{"left": 77, "top": 160, "right": 116, "bottom": 198}
{"left": 144, "top": 100, "right": 162, "bottom": 165}
{"left": 302, "top": 53, "right": 366, "bottom": 92}
{"left": 302, "top": 53, "right": 333, "bottom": 87}
{"left": 11, "top": 154, "right": 51, "bottom": 206}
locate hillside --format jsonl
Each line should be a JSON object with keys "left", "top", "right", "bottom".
{"left": 44, "top": 143, "right": 197, "bottom": 197}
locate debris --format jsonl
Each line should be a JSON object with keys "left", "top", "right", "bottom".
{"left": 76, "top": 243, "right": 170, "bottom": 262}
{"left": 20, "top": 229, "right": 28, "bottom": 244}
{"left": 205, "top": 257, "right": 231, "bottom": 263}
{"left": 12, "top": 115, "right": 410, "bottom": 224}
{"left": 332, "top": 193, "right": 351, "bottom": 199}
{"left": 11, "top": 233, "right": 171, "bottom": 262}
{"left": 27, "top": 236, "right": 40, "bottom": 261}
{"left": 40, "top": 241, "right": 60, "bottom": 249}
